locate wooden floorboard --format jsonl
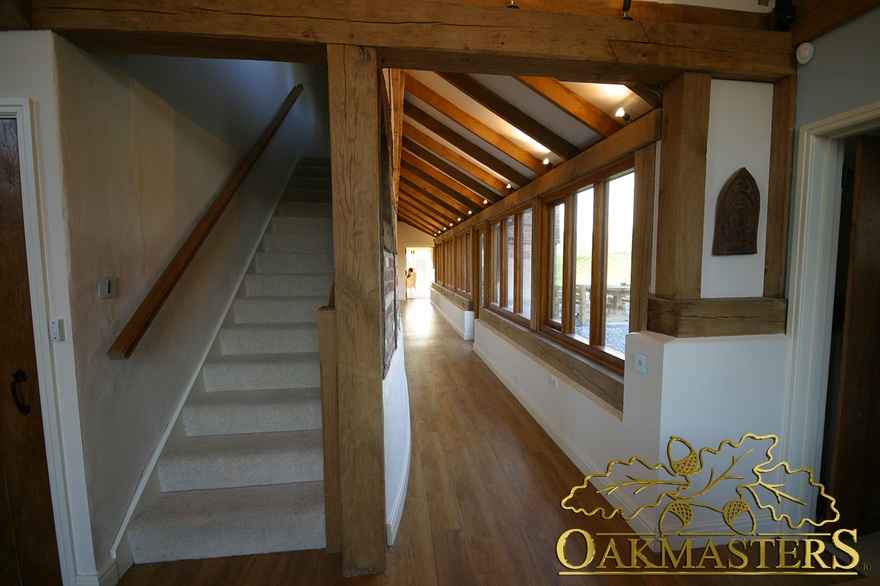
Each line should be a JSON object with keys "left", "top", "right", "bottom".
{"left": 119, "top": 299, "right": 860, "bottom": 585}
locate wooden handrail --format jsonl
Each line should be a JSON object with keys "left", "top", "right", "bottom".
{"left": 108, "top": 84, "right": 304, "bottom": 359}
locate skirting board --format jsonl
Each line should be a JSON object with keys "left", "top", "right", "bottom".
{"left": 76, "top": 557, "right": 118, "bottom": 586}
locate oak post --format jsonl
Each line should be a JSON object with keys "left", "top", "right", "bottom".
{"left": 655, "top": 72, "right": 711, "bottom": 300}
{"left": 327, "top": 43, "right": 387, "bottom": 576}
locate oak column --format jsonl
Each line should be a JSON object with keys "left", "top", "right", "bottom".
{"left": 655, "top": 72, "right": 711, "bottom": 299}
{"left": 327, "top": 44, "right": 387, "bottom": 576}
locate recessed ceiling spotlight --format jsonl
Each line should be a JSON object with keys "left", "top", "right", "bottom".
{"left": 615, "top": 107, "right": 632, "bottom": 122}
{"left": 506, "top": 183, "right": 513, "bottom": 190}
{"left": 449, "top": 222, "right": 453, "bottom": 226}
{"left": 483, "top": 199, "right": 489, "bottom": 204}
{"left": 543, "top": 157, "right": 551, "bottom": 165}
{"left": 468, "top": 210, "right": 473, "bottom": 215}
{"left": 457, "top": 217, "right": 462, "bottom": 221}
{"left": 507, "top": 0, "right": 520, "bottom": 8}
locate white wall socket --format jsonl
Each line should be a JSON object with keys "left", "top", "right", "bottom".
{"left": 634, "top": 352, "right": 648, "bottom": 375}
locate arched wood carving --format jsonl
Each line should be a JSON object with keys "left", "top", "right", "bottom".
{"left": 713, "top": 167, "right": 760, "bottom": 256}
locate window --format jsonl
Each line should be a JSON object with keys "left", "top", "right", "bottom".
{"left": 488, "top": 206, "right": 533, "bottom": 325}
{"left": 542, "top": 167, "right": 634, "bottom": 364}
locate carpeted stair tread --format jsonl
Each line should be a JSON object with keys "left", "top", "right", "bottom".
{"left": 217, "top": 322, "right": 319, "bottom": 355}
{"left": 201, "top": 352, "right": 320, "bottom": 392}
{"left": 127, "top": 482, "right": 326, "bottom": 563}
{"left": 231, "top": 295, "right": 326, "bottom": 324}
{"left": 183, "top": 387, "right": 321, "bottom": 436}
{"left": 158, "top": 429, "right": 323, "bottom": 492}
{"left": 252, "top": 252, "right": 333, "bottom": 275}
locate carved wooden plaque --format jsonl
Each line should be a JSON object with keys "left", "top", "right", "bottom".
{"left": 713, "top": 167, "right": 760, "bottom": 256}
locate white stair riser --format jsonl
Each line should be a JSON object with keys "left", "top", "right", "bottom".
{"left": 183, "top": 392, "right": 321, "bottom": 436}
{"left": 261, "top": 233, "right": 333, "bottom": 254}
{"left": 253, "top": 252, "right": 333, "bottom": 274}
{"left": 158, "top": 432, "right": 323, "bottom": 492}
{"left": 201, "top": 359, "right": 320, "bottom": 391}
{"left": 231, "top": 297, "right": 324, "bottom": 324}
{"left": 243, "top": 274, "right": 332, "bottom": 297}
{"left": 218, "top": 325, "right": 318, "bottom": 355}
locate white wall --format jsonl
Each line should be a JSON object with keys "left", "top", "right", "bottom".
{"left": 382, "top": 328, "right": 411, "bottom": 546}
{"left": 702, "top": 80, "right": 773, "bottom": 298}
{"left": 0, "top": 30, "right": 333, "bottom": 582}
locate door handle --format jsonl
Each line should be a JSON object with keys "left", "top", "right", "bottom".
{"left": 10, "top": 369, "right": 30, "bottom": 416}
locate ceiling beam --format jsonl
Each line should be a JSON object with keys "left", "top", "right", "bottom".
{"left": 398, "top": 211, "right": 441, "bottom": 236}
{"left": 403, "top": 122, "right": 509, "bottom": 193}
{"left": 397, "top": 203, "right": 444, "bottom": 232}
{"left": 405, "top": 74, "right": 545, "bottom": 174}
{"left": 404, "top": 102, "right": 532, "bottom": 187}
{"left": 398, "top": 216, "right": 436, "bottom": 237}
{"left": 399, "top": 189, "right": 460, "bottom": 226}
{"left": 791, "top": 0, "right": 880, "bottom": 45}
{"left": 401, "top": 158, "right": 483, "bottom": 212}
{"left": 517, "top": 76, "right": 623, "bottom": 138}
{"left": 400, "top": 174, "right": 472, "bottom": 218}
{"left": 625, "top": 83, "right": 664, "bottom": 110}
{"left": 32, "top": 0, "right": 794, "bottom": 83}
{"left": 401, "top": 150, "right": 485, "bottom": 208}
{"left": 0, "top": 0, "right": 30, "bottom": 28}
{"left": 439, "top": 72, "right": 581, "bottom": 159}
{"left": 403, "top": 137, "right": 502, "bottom": 203}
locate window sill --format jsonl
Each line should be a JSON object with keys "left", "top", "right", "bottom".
{"left": 478, "top": 309, "right": 624, "bottom": 412}
{"left": 431, "top": 283, "right": 474, "bottom": 312}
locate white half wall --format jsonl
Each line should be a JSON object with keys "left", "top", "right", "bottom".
{"left": 430, "top": 289, "right": 474, "bottom": 340}
{"left": 383, "top": 328, "right": 411, "bottom": 547}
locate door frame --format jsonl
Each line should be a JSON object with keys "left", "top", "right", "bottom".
{"left": 0, "top": 99, "right": 76, "bottom": 585}
{"left": 782, "top": 99, "right": 880, "bottom": 526}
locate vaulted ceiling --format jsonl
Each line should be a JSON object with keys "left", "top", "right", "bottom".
{"left": 394, "top": 71, "right": 659, "bottom": 235}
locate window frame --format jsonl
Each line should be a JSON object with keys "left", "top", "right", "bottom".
{"left": 486, "top": 204, "right": 534, "bottom": 329}
{"left": 539, "top": 158, "right": 635, "bottom": 372}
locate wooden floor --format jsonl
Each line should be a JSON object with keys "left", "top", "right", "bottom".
{"left": 119, "top": 299, "right": 868, "bottom": 585}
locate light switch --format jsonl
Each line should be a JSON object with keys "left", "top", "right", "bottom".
{"left": 99, "top": 276, "right": 117, "bottom": 299}
{"left": 49, "top": 318, "right": 65, "bottom": 342}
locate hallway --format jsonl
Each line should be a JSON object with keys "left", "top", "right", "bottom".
{"left": 118, "top": 300, "right": 853, "bottom": 585}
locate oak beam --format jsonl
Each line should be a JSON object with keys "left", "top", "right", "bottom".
{"left": 32, "top": 0, "right": 795, "bottom": 83}
{"left": 398, "top": 216, "right": 435, "bottom": 236}
{"left": 0, "top": 0, "right": 30, "bottom": 28}
{"left": 327, "top": 44, "right": 386, "bottom": 577}
{"left": 792, "top": 0, "right": 880, "bottom": 45}
{"left": 655, "top": 72, "right": 711, "bottom": 300}
{"left": 405, "top": 74, "right": 546, "bottom": 174}
{"left": 518, "top": 76, "right": 622, "bottom": 137}
{"left": 440, "top": 72, "right": 581, "bottom": 159}
{"left": 404, "top": 102, "right": 531, "bottom": 187}
{"left": 403, "top": 122, "right": 509, "bottom": 193}
{"left": 401, "top": 160, "right": 482, "bottom": 213}
{"left": 646, "top": 297, "right": 788, "bottom": 338}
{"left": 625, "top": 83, "right": 664, "bottom": 110}
{"left": 399, "top": 189, "right": 460, "bottom": 226}
{"left": 403, "top": 137, "right": 501, "bottom": 203}
{"left": 399, "top": 173, "right": 472, "bottom": 217}
{"left": 401, "top": 150, "right": 484, "bottom": 208}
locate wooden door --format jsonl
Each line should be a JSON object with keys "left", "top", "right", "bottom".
{"left": 828, "top": 135, "right": 880, "bottom": 533}
{"left": 0, "top": 119, "right": 62, "bottom": 584}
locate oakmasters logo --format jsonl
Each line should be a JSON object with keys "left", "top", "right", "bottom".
{"left": 556, "top": 433, "right": 867, "bottom": 576}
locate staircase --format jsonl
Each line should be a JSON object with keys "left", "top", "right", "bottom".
{"left": 126, "top": 158, "right": 334, "bottom": 563}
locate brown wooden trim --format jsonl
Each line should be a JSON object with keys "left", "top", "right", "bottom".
{"left": 655, "top": 72, "right": 711, "bottom": 300}
{"left": 398, "top": 216, "right": 435, "bottom": 236}
{"left": 107, "top": 83, "right": 304, "bottom": 360}
{"left": 630, "top": 143, "right": 656, "bottom": 332}
{"left": 0, "top": 0, "right": 30, "bottom": 28}
{"left": 646, "top": 297, "right": 788, "bottom": 338}
{"left": 317, "top": 305, "right": 340, "bottom": 551}
{"left": 388, "top": 69, "right": 405, "bottom": 209}
{"left": 529, "top": 199, "right": 542, "bottom": 332}
{"left": 327, "top": 44, "right": 385, "bottom": 576}
{"left": 431, "top": 282, "right": 474, "bottom": 312}
{"left": 400, "top": 170, "right": 472, "bottom": 216}
{"left": 561, "top": 194, "right": 576, "bottom": 334}
{"left": 479, "top": 310, "right": 623, "bottom": 412}
{"left": 625, "top": 83, "right": 663, "bottom": 110}
{"left": 590, "top": 182, "right": 607, "bottom": 345}
{"left": 401, "top": 151, "right": 484, "bottom": 208}
{"left": 764, "top": 75, "right": 796, "bottom": 298}
{"left": 792, "top": 0, "right": 880, "bottom": 45}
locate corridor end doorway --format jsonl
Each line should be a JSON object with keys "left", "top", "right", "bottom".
{"left": 404, "top": 247, "right": 434, "bottom": 299}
